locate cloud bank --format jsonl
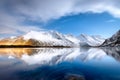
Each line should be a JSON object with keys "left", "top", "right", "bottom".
{"left": 0, "top": 0, "right": 120, "bottom": 36}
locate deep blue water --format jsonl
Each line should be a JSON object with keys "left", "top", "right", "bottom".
{"left": 0, "top": 47, "right": 120, "bottom": 80}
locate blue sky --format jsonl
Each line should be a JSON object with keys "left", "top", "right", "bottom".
{"left": 44, "top": 13, "right": 120, "bottom": 38}
{"left": 0, "top": 0, "right": 120, "bottom": 38}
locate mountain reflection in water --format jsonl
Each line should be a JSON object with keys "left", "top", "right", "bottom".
{"left": 0, "top": 47, "right": 120, "bottom": 80}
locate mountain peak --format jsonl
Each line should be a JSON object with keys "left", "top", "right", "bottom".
{"left": 101, "top": 30, "right": 120, "bottom": 46}
{"left": 115, "top": 29, "right": 120, "bottom": 36}
{"left": 0, "top": 30, "right": 105, "bottom": 47}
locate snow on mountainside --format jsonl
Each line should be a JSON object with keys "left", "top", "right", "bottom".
{"left": 78, "top": 34, "right": 105, "bottom": 46}
{"left": 101, "top": 30, "right": 120, "bottom": 46}
{"left": 23, "top": 30, "right": 73, "bottom": 46}
{"left": 65, "top": 34, "right": 80, "bottom": 46}
{"left": 0, "top": 30, "right": 105, "bottom": 47}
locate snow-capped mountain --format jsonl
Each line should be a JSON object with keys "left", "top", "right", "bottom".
{"left": 65, "top": 34, "right": 80, "bottom": 46}
{"left": 23, "top": 30, "right": 73, "bottom": 47}
{"left": 78, "top": 34, "right": 105, "bottom": 46}
{"left": 0, "top": 30, "right": 105, "bottom": 47}
{"left": 0, "top": 30, "right": 73, "bottom": 47}
{"left": 101, "top": 30, "right": 120, "bottom": 46}
{"left": 65, "top": 34, "right": 105, "bottom": 47}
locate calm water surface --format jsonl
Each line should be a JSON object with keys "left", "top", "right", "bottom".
{"left": 0, "top": 47, "right": 120, "bottom": 80}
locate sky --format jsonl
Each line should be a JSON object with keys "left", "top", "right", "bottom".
{"left": 0, "top": 0, "right": 120, "bottom": 38}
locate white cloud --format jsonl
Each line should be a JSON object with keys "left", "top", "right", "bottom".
{"left": 6, "top": 0, "right": 120, "bottom": 21}
{"left": 0, "top": 0, "right": 120, "bottom": 36}
{"left": 0, "top": 10, "right": 42, "bottom": 35}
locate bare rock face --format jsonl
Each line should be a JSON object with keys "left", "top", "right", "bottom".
{"left": 101, "top": 30, "right": 120, "bottom": 46}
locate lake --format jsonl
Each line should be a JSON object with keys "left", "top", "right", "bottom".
{"left": 0, "top": 47, "right": 120, "bottom": 80}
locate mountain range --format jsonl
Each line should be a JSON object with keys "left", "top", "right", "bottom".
{"left": 0, "top": 30, "right": 120, "bottom": 47}
{"left": 0, "top": 30, "right": 105, "bottom": 47}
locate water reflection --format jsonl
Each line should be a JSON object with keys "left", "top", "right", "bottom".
{"left": 0, "top": 48, "right": 37, "bottom": 57}
{"left": 102, "top": 47, "right": 120, "bottom": 61}
{"left": 0, "top": 47, "right": 120, "bottom": 80}
{"left": 0, "top": 48, "right": 107, "bottom": 65}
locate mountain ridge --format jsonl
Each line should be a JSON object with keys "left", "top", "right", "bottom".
{"left": 0, "top": 30, "right": 105, "bottom": 47}
{"left": 101, "top": 30, "right": 120, "bottom": 46}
